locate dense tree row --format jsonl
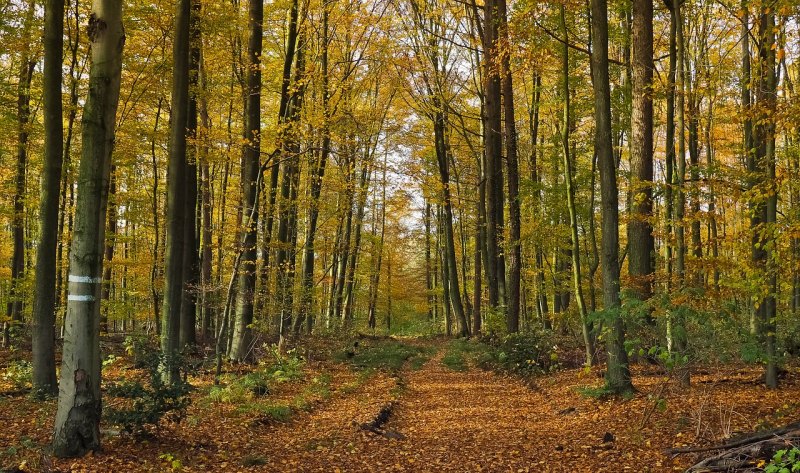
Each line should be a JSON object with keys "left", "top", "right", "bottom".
{"left": 0, "top": 0, "right": 797, "bottom": 456}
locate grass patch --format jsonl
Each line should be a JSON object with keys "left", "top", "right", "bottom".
{"left": 576, "top": 385, "right": 634, "bottom": 400}
{"left": 441, "top": 339, "right": 492, "bottom": 372}
{"left": 338, "top": 340, "right": 434, "bottom": 372}
{"left": 242, "top": 455, "right": 268, "bottom": 467}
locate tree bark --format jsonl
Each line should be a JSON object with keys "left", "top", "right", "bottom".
{"left": 161, "top": 0, "right": 191, "bottom": 381}
{"left": 229, "top": 0, "right": 264, "bottom": 360}
{"left": 180, "top": 0, "right": 202, "bottom": 349}
{"left": 628, "top": 0, "right": 655, "bottom": 302}
{"left": 590, "top": 0, "right": 633, "bottom": 395}
{"left": 560, "top": 5, "right": 594, "bottom": 366}
{"left": 33, "top": 0, "right": 65, "bottom": 395}
{"left": 52, "top": 0, "right": 124, "bottom": 457}
{"left": 498, "top": 0, "right": 520, "bottom": 333}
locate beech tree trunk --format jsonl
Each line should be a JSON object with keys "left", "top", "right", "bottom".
{"left": 628, "top": 0, "right": 655, "bottom": 302}
{"left": 32, "top": 0, "right": 65, "bottom": 395}
{"left": 590, "top": 0, "right": 633, "bottom": 395}
{"left": 52, "top": 0, "right": 124, "bottom": 457}
{"left": 229, "top": 0, "right": 264, "bottom": 360}
{"left": 162, "top": 0, "right": 191, "bottom": 381}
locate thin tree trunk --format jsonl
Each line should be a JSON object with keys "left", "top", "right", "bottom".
{"left": 229, "top": 0, "right": 264, "bottom": 360}
{"left": 560, "top": 5, "right": 594, "bottom": 366}
{"left": 299, "top": 0, "right": 330, "bottom": 334}
{"left": 755, "top": 4, "right": 778, "bottom": 388}
{"left": 150, "top": 98, "right": 164, "bottom": 334}
{"left": 590, "top": 0, "right": 632, "bottom": 395}
{"left": 628, "top": 0, "right": 655, "bottom": 302}
{"left": 162, "top": 0, "right": 191, "bottom": 381}
{"left": 4, "top": 2, "right": 35, "bottom": 346}
{"left": 101, "top": 167, "right": 118, "bottom": 333}
{"left": 180, "top": 0, "right": 202, "bottom": 349}
{"left": 32, "top": 0, "right": 65, "bottom": 394}
{"left": 499, "top": 0, "right": 520, "bottom": 333}
{"left": 672, "top": 0, "right": 690, "bottom": 387}
{"left": 483, "top": 0, "right": 505, "bottom": 311}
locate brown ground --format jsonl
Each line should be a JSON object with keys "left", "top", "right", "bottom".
{"left": 1, "top": 339, "right": 799, "bottom": 472}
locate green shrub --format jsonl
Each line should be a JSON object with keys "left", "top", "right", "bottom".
{"left": 441, "top": 339, "right": 492, "bottom": 372}
{"left": 339, "top": 340, "right": 433, "bottom": 372}
{"left": 481, "top": 330, "right": 557, "bottom": 376}
{"left": 123, "top": 334, "right": 157, "bottom": 368}
{"left": 261, "top": 346, "right": 305, "bottom": 382}
{"left": 106, "top": 351, "right": 192, "bottom": 434}
{"left": 2, "top": 360, "right": 32, "bottom": 390}
{"left": 765, "top": 447, "right": 800, "bottom": 473}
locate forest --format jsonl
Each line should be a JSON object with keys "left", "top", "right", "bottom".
{"left": 0, "top": 0, "right": 799, "bottom": 470}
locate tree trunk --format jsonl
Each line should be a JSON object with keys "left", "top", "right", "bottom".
{"left": 590, "top": 0, "right": 633, "bottom": 395}
{"left": 498, "top": 0, "right": 520, "bottom": 333}
{"left": 628, "top": 0, "right": 655, "bottom": 302}
{"left": 483, "top": 0, "right": 505, "bottom": 311}
{"left": 4, "top": 2, "right": 35, "bottom": 346}
{"left": 560, "top": 5, "right": 594, "bottom": 366}
{"left": 52, "top": 0, "right": 124, "bottom": 456}
{"left": 101, "top": 167, "right": 118, "bottom": 333}
{"left": 755, "top": 5, "right": 778, "bottom": 389}
{"left": 672, "top": 0, "right": 690, "bottom": 387}
{"left": 180, "top": 0, "right": 202, "bottom": 349}
{"left": 434, "top": 106, "right": 469, "bottom": 337}
{"left": 299, "top": 0, "right": 330, "bottom": 334}
{"left": 150, "top": 98, "right": 164, "bottom": 334}
{"left": 161, "top": 0, "right": 191, "bottom": 381}
{"left": 32, "top": 0, "right": 65, "bottom": 395}
{"left": 229, "top": 0, "right": 263, "bottom": 361}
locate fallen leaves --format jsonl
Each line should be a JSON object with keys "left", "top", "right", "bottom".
{"left": 1, "top": 339, "right": 799, "bottom": 472}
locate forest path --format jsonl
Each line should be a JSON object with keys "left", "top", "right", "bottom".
{"left": 36, "top": 338, "right": 798, "bottom": 472}
{"left": 252, "top": 343, "right": 686, "bottom": 472}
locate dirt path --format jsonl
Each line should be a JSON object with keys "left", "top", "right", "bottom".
{"left": 36, "top": 341, "right": 800, "bottom": 472}
{"left": 255, "top": 351, "right": 686, "bottom": 472}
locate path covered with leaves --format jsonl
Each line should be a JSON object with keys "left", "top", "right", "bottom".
{"left": 2, "top": 337, "right": 800, "bottom": 472}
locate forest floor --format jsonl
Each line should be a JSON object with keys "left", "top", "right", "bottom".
{"left": 1, "top": 336, "right": 800, "bottom": 472}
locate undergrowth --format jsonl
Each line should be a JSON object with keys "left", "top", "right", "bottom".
{"left": 337, "top": 340, "right": 434, "bottom": 372}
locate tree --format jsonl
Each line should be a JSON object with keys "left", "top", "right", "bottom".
{"left": 52, "top": 0, "right": 124, "bottom": 457}
{"left": 590, "top": 0, "right": 633, "bottom": 395}
{"left": 483, "top": 0, "right": 506, "bottom": 311}
{"left": 560, "top": 4, "right": 594, "bottom": 366}
{"left": 229, "top": 0, "right": 264, "bottom": 360}
{"left": 162, "top": 0, "right": 191, "bottom": 383}
{"left": 627, "top": 0, "right": 655, "bottom": 303}
{"left": 32, "top": 0, "right": 65, "bottom": 395}
{"left": 3, "top": 1, "right": 36, "bottom": 347}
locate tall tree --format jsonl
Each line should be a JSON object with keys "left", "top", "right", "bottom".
{"left": 483, "top": 0, "right": 506, "bottom": 311}
{"left": 32, "top": 0, "right": 65, "bottom": 395}
{"left": 560, "top": 4, "right": 594, "bottom": 366}
{"left": 671, "top": 0, "right": 690, "bottom": 387}
{"left": 590, "top": 0, "right": 633, "bottom": 395}
{"left": 499, "top": 0, "right": 520, "bottom": 333}
{"left": 162, "top": 0, "right": 191, "bottom": 382}
{"left": 229, "top": 0, "right": 264, "bottom": 360}
{"left": 180, "top": 0, "right": 202, "bottom": 349}
{"left": 627, "top": 0, "right": 655, "bottom": 302}
{"left": 52, "top": 0, "right": 124, "bottom": 456}
{"left": 754, "top": 2, "right": 778, "bottom": 389}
